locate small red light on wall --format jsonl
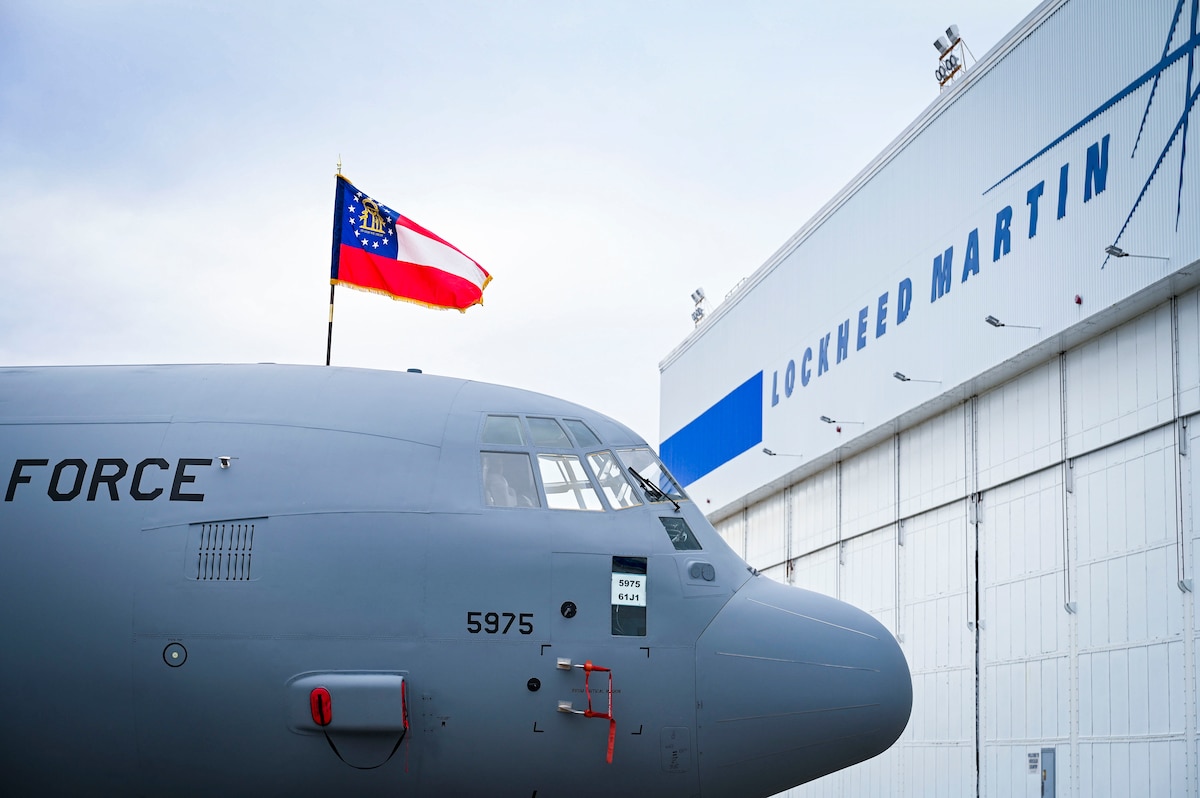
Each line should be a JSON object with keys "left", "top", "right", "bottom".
{"left": 1075, "top": 295, "right": 1082, "bottom": 305}
{"left": 310, "top": 686, "right": 332, "bottom": 727}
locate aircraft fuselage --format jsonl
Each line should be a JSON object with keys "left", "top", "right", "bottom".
{"left": 0, "top": 365, "right": 911, "bottom": 796}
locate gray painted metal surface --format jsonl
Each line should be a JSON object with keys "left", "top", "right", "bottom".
{"left": 0, "top": 364, "right": 910, "bottom": 796}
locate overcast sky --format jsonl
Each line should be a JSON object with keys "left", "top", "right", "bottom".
{"left": 0, "top": 0, "right": 1039, "bottom": 443}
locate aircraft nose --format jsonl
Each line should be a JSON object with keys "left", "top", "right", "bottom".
{"left": 695, "top": 576, "right": 912, "bottom": 798}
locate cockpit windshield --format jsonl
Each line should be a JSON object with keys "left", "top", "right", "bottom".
{"left": 587, "top": 451, "right": 642, "bottom": 509}
{"left": 478, "top": 413, "right": 686, "bottom": 512}
{"left": 615, "top": 447, "right": 687, "bottom": 505}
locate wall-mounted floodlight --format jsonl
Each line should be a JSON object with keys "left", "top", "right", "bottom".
{"left": 946, "top": 24, "right": 960, "bottom": 43}
{"left": 934, "top": 35, "right": 951, "bottom": 55}
{"left": 819, "top": 415, "right": 863, "bottom": 425}
{"left": 1104, "top": 245, "right": 1169, "bottom": 262}
{"left": 984, "top": 315, "right": 1039, "bottom": 330}
{"left": 894, "top": 371, "right": 941, "bottom": 384}
{"left": 691, "top": 288, "right": 706, "bottom": 304}
{"left": 763, "top": 447, "right": 802, "bottom": 457}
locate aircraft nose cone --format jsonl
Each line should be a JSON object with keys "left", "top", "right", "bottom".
{"left": 695, "top": 577, "right": 911, "bottom": 798}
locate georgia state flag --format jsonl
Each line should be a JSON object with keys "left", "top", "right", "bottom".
{"left": 330, "top": 175, "right": 491, "bottom": 311}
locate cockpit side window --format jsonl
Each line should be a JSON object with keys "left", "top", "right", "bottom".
{"left": 563, "top": 419, "right": 601, "bottom": 448}
{"left": 587, "top": 451, "right": 642, "bottom": 509}
{"left": 537, "top": 454, "right": 603, "bottom": 511}
{"left": 482, "top": 415, "right": 526, "bottom": 445}
{"left": 660, "top": 516, "right": 702, "bottom": 550}
{"left": 528, "top": 417, "right": 571, "bottom": 447}
{"left": 482, "top": 452, "right": 540, "bottom": 508}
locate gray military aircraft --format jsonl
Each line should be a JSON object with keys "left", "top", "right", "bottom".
{"left": 0, "top": 364, "right": 911, "bottom": 796}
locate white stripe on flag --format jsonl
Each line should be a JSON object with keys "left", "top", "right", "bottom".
{"left": 394, "top": 226, "right": 486, "bottom": 289}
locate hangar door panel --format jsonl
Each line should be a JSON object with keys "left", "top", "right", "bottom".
{"left": 899, "top": 500, "right": 975, "bottom": 797}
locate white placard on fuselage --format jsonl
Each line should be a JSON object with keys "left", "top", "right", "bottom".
{"left": 612, "top": 573, "right": 646, "bottom": 606}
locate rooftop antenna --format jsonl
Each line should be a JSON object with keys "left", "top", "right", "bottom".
{"left": 933, "top": 24, "right": 975, "bottom": 91}
{"left": 690, "top": 287, "right": 707, "bottom": 326}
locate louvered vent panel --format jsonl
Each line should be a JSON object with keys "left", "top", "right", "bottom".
{"left": 195, "top": 521, "right": 255, "bottom": 581}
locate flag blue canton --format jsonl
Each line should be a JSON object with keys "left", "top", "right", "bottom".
{"left": 342, "top": 187, "right": 400, "bottom": 260}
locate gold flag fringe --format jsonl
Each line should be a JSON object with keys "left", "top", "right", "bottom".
{"left": 331, "top": 277, "right": 490, "bottom": 314}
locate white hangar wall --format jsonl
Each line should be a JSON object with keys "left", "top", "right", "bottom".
{"left": 716, "top": 293, "right": 1200, "bottom": 796}
{"left": 659, "top": 0, "right": 1200, "bottom": 510}
{"left": 656, "top": 0, "right": 1200, "bottom": 795}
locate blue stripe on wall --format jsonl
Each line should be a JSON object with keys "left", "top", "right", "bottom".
{"left": 660, "top": 371, "right": 763, "bottom": 487}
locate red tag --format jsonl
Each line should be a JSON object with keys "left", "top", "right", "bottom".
{"left": 310, "top": 687, "right": 332, "bottom": 727}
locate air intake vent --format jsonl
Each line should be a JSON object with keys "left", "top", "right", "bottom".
{"left": 195, "top": 521, "right": 255, "bottom": 581}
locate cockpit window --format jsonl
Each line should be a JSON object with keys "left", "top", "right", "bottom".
{"left": 537, "top": 454, "right": 603, "bottom": 511}
{"left": 528, "top": 417, "right": 571, "bottom": 447}
{"left": 616, "top": 447, "right": 687, "bottom": 504}
{"left": 482, "top": 415, "right": 525, "bottom": 445}
{"left": 563, "top": 419, "right": 601, "bottom": 447}
{"left": 482, "top": 452, "right": 540, "bottom": 508}
{"left": 587, "top": 451, "right": 642, "bottom": 509}
{"left": 660, "top": 516, "right": 702, "bottom": 550}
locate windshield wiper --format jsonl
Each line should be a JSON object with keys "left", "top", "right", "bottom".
{"left": 627, "top": 467, "right": 680, "bottom": 512}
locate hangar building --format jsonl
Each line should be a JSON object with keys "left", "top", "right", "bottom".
{"left": 658, "top": 0, "right": 1200, "bottom": 794}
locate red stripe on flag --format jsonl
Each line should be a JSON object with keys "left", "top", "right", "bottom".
{"left": 334, "top": 245, "right": 487, "bottom": 310}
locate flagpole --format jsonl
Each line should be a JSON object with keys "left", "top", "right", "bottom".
{"left": 325, "top": 283, "right": 336, "bottom": 366}
{"left": 326, "top": 156, "right": 342, "bottom": 367}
